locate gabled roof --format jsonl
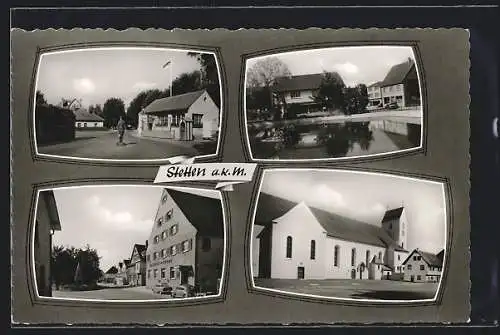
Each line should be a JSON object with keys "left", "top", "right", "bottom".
{"left": 167, "top": 188, "right": 223, "bottom": 237}
{"left": 106, "top": 266, "right": 118, "bottom": 274}
{"left": 255, "top": 192, "right": 406, "bottom": 251}
{"left": 381, "top": 60, "right": 415, "bottom": 87}
{"left": 368, "top": 81, "right": 383, "bottom": 88}
{"left": 73, "top": 109, "right": 105, "bottom": 122}
{"left": 402, "top": 249, "right": 444, "bottom": 267}
{"left": 41, "top": 190, "right": 61, "bottom": 231}
{"left": 381, "top": 207, "right": 404, "bottom": 223}
{"left": 130, "top": 244, "right": 146, "bottom": 261}
{"left": 142, "top": 90, "right": 206, "bottom": 114}
{"left": 274, "top": 73, "right": 344, "bottom": 92}
{"left": 123, "top": 259, "right": 131, "bottom": 267}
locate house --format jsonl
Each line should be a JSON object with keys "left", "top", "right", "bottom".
{"left": 34, "top": 190, "right": 61, "bottom": 297}
{"left": 273, "top": 73, "right": 345, "bottom": 115}
{"left": 402, "top": 248, "right": 444, "bottom": 283}
{"left": 138, "top": 89, "right": 220, "bottom": 141}
{"left": 145, "top": 188, "right": 224, "bottom": 294}
{"left": 380, "top": 58, "right": 421, "bottom": 108}
{"left": 103, "top": 266, "right": 119, "bottom": 283}
{"left": 367, "top": 81, "right": 383, "bottom": 108}
{"left": 127, "top": 244, "right": 147, "bottom": 286}
{"left": 73, "top": 110, "right": 105, "bottom": 129}
{"left": 252, "top": 192, "right": 409, "bottom": 280}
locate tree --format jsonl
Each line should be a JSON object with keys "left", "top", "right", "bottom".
{"left": 247, "top": 57, "right": 292, "bottom": 88}
{"left": 102, "top": 97, "right": 126, "bottom": 128}
{"left": 314, "top": 71, "right": 346, "bottom": 111}
{"left": 172, "top": 70, "right": 203, "bottom": 95}
{"left": 343, "top": 84, "right": 369, "bottom": 115}
{"left": 88, "top": 104, "right": 103, "bottom": 115}
{"left": 52, "top": 244, "right": 101, "bottom": 289}
{"left": 36, "top": 90, "right": 47, "bottom": 105}
{"left": 188, "top": 52, "right": 221, "bottom": 107}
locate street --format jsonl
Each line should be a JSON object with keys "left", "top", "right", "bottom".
{"left": 38, "top": 130, "right": 203, "bottom": 160}
{"left": 254, "top": 278, "right": 439, "bottom": 300}
{"left": 53, "top": 286, "right": 170, "bottom": 300}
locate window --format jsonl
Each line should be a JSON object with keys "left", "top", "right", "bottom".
{"left": 154, "top": 235, "right": 159, "bottom": 244}
{"left": 157, "top": 217, "right": 163, "bottom": 227}
{"left": 153, "top": 269, "right": 158, "bottom": 278}
{"left": 290, "top": 91, "right": 301, "bottom": 98}
{"left": 161, "top": 231, "right": 167, "bottom": 240}
{"left": 161, "top": 249, "right": 167, "bottom": 258}
{"left": 398, "top": 254, "right": 401, "bottom": 261}
{"left": 351, "top": 248, "right": 356, "bottom": 266}
{"left": 334, "top": 245, "right": 340, "bottom": 267}
{"left": 161, "top": 193, "right": 168, "bottom": 203}
{"left": 202, "top": 238, "right": 211, "bottom": 251}
{"left": 94, "top": 123, "right": 98, "bottom": 127}
{"left": 310, "top": 240, "right": 316, "bottom": 260}
{"left": 165, "top": 209, "right": 173, "bottom": 221}
{"left": 171, "top": 245, "right": 178, "bottom": 256}
{"left": 147, "top": 270, "right": 151, "bottom": 278}
{"left": 161, "top": 268, "right": 166, "bottom": 279}
{"left": 407, "top": 264, "right": 412, "bottom": 270}
{"left": 170, "top": 267, "right": 175, "bottom": 279}
{"left": 77, "top": 123, "right": 81, "bottom": 128}
{"left": 366, "top": 250, "right": 371, "bottom": 265}
{"left": 378, "top": 251, "right": 382, "bottom": 262}
{"left": 420, "top": 265, "right": 425, "bottom": 271}
{"left": 182, "top": 239, "right": 192, "bottom": 253}
{"left": 286, "top": 236, "right": 293, "bottom": 258}
{"left": 153, "top": 252, "right": 158, "bottom": 260}
{"left": 170, "top": 224, "right": 178, "bottom": 236}
{"left": 147, "top": 254, "right": 151, "bottom": 263}
{"left": 83, "top": 123, "right": 87, "bottom": 127}
{"left": 417, "top": 275, "right": 421, "bottom": 280}
{"left": 172, "top": 114, "right": 180, "bottom": 127}
{"left": 413, "top": 255, "right": 417, "bottom": 261}
{"left": 193, "top": 114, "right": 203, "bottom": 128}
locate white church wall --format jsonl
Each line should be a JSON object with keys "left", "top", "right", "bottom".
{"left": 324, "top": 237, "right": 385, "bottom": 280}
{"left": 270, "top": 203, "right": 327, "bottom": 280}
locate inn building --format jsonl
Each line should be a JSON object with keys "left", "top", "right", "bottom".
{"left": 402, "top": 248, "right": 444, "bottom": 283}
{"left": 252, "top": 193, "right": 410, "bottom": 280}
{"left": 145, "top": 188, "right": 224, "bottom": 294}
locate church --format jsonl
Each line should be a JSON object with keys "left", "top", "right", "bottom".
{"left": 252, "top": 192, "right": 410, "bottom": 280}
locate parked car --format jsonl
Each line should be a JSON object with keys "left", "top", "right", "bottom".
{"left": 152, "top": 283, "right": 173, "bottom": 295}
{"left": 386, "top": 102, "right": 399, "bottom": 109}
{"left": 172, "top": 284, "right": 195, "bottom": 298}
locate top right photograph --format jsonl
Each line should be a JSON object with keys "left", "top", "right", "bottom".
{"left": 244, "top": 46, "right": 423, "bottom": 161}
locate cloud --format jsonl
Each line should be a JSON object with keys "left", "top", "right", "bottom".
{"left": 73, "top": 77, "right": 96, "bottom": 94}
{"left": 309, "top": 184, "right": 346, "bottom": 209}
{"left": 334, "top": 62, "right": 359, "bottom": 74}
{"left": 132, "top": 81, "right": 157, "bottom": 90}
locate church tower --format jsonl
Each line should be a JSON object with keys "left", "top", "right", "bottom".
{"left": 381, "top": 206, "right": 408, "bottom": 250}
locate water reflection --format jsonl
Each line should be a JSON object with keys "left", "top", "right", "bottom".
{"left": 248, "top": 121, "right": 420, "bottom": 159}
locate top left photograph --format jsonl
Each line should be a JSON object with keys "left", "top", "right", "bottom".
{"left": 34, "top": 47, "right": 222, "bottom": 162}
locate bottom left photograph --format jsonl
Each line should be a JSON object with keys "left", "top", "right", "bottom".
{"left": 33, "top": 185, "right": 225, "bottom": 301}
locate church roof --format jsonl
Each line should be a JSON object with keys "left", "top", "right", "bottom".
{"left": 167, "top": 188, "right": 223, "bottom": 237}
{"left": 381, "top": 207, "right": 404, "bottom": 222}
{"left": 142, "top": 90, "right": 206, "bottom": 114}
{"left": 255, "top": 192, "right": 406, "bottom": 251}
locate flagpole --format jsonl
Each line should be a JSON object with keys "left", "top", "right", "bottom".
{"left": 170, "top": 62, "right": 173, "bottom": 97}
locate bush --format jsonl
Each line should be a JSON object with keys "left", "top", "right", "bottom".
{"left": 35, "top": 104, "right": 76, "bottom": 145}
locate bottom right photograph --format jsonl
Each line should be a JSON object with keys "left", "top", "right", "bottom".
{"left": 250, "top": 169, "right": 447, "bottom": 302}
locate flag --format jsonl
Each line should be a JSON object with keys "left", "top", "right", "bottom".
{"left": 162, "top": 60, "right": 171, "bottom": 68}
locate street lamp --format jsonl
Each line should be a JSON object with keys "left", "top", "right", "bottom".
{"left": 163, "top": 60, "right": 173, "bottom": 97}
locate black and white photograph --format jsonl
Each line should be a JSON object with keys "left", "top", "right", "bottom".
{"left": 245, "top": 46, "right": 423, "bottom": 160}
{"left": 33, "top": 185, "right": 225, "bottom": 301}
{"left": 251, "top": 169, "right": 446, "bottom": 301}
{"left": 34, "top": 47, "right": 222, "bottom": 161}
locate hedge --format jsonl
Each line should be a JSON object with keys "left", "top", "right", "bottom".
{"left": 35, "top": 104, "right": 76, "bottom": 145}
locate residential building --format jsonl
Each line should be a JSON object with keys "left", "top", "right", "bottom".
{"left": 127, "top": 244, "right": 147, "bottom": 286}
{"left": 103, "top": 266, "right": 119, "bottom": 283}
{"left": 74, "top": 110, "right": 105, "bottom": 129}
{"left": 34, "top": 190, "right": 61, "bottom": 297}
{"left": 273, "top": 73, "right": 345, "bottom": 115}
{"left": 402, "top": 248, "right": 444, "bottom": 283}
{"left": 145, "top": 188, "right": 224, "bottom": 294}
{"left": 380, "top": 58, "right": 421, "bottom": 108}
{"left": 253, "top": 193, "right": 409, "bottom": 280}
{"left": 138, "top": 89, "right": 220, "bottom": 141}
{"left": 367, "top": 81, "right": 383, "bottom": 108}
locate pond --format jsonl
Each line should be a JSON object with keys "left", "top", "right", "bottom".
{"left": 248, "top": 121, "right": 421, "bottom": 160}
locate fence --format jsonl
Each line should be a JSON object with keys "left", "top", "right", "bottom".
{"left": 35, "top": 104, "right": 76, "bottom": 146}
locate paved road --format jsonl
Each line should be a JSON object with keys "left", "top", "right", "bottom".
{"left": 255, "top": 278, "right": 438, "bottom": 300}
{"left": 52, "top": 286, "right": 167, "bottom": 300}
{"left": 38, "top": 131, "right": 201, "bottom": 160}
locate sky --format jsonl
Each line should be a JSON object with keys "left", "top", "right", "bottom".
{"left": 259, "top": 170, "right": 446, "bottom": 254}
{"left": 51, "top": 185, "right": 220, "bottom": 272}
{"left": 36, "top": 47, "right": 209, "bottom": 109}
{"left": 247, "top": 46, "right": 417, "bottom": 87}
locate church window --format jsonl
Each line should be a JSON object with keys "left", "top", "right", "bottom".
{"left": 310, "top": 240, "right": 316, "bottom": 260}
{"left": 398, "top": 254, "right": 401, "bottom": 261}
{"left": 286, "top": 236, "right": 292, "bottom": 258}
{"left": 351, "top": 248, "right": 356, "bottom": 266}
{"left": 334, "top": 245, "right": 340, "bottom": 267}
{"left": 378, "top": 252, "right": 382, "bottom": 262}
